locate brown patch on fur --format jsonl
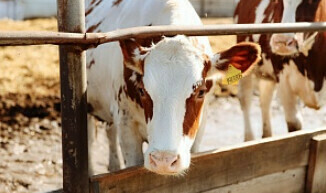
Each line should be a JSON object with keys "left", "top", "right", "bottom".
{"left": 94, "top": 0, "right": 103, "bottom": 7}
{"left": 86, "top": 21, "right": 102, "bottom": 33}
{"left": 85, "top": 7, "right": 94, "bottom": 16}
{"left": 202, "top": 56, "right": 211, "bottom": 78}
{"left": 112, "top": 0, "right": 123, "bottom": 7}
{"left": 87, "top": 59, "right": 95, "bottom": 69}
{"left": 205, "top": 80, "right": 213, "bottom": 92}
{"left": 234, "top": 0, "right": 261, "bottom": 24}
{"left": 119, "top": 37, "right": 163, "bottom": 122}
{"left": 296, "top": 0, "right": 322, "bottom": 22}
{"left": 86, "top": 0, "right": 103, "bottom": 16}
{"left": 182, "top": 58, "right": 213, "bottom": 139}
{"left": 122, "top": 68, "right": 153, "bottom": 122}
{"left": 123, "top": 68, "right": 143, "bottom": 106}
{"left": 140, "top": 86, "right": 154, "bottom": 122}
{"left": 120, "top": 39, "right": 144, "bottom": 73}
{"left": 183, "top": 84, "right": 206, "bottom": 139}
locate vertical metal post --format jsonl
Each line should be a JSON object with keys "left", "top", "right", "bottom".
{"left": 200, "top": 0, "right": 205, "bottom": 17}
{"left": 57, "top": 0, "right": 89, "bottom": 193}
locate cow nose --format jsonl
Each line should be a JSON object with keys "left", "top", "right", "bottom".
{"left": 270, "top": 34, "right": 298, "bottom": 55}
{"left": 272, "top": 34, "right": 296, "bottom": 46}
{"left": 149, "top": 151, "right": 180, "bottom": 174}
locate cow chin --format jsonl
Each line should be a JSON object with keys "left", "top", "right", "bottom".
{"left": 143, "top": 138, "right": 193, "bottom": 175}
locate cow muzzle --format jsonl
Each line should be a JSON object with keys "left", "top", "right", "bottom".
{"left": 147, "top": 151, "right": 184, "bottom": 175}
{"left": 270, "top": 34, "right": 299, "bottom": 56}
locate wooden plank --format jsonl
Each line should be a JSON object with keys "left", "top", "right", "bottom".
{"left": 91, "top": 129, "right": 326, "bottom": 193}
{"left": 306, "top": 133, "right": 326, "bottom": 193}
{"left": 204, "top": 167, "right": 305, "bottom": 193}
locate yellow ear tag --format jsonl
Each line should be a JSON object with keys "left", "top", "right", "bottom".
{"left": 222, "top": 64, "right": 243, "bottom": 85}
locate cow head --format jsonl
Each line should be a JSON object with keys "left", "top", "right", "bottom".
{"left": 120, "top": 36, "right": 261, "bottom": 175}
{"left": 270, "top": 0, "right": 323, "bottom": 56}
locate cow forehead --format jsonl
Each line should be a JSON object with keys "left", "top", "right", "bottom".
{"left": 281, "top": 0, "right": 302, "bottom": 14}
{"left": 142, "top": 36, "right": 205, "bottom": 99}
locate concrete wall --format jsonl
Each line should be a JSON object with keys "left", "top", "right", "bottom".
{"left": 190, "top": 0, "right": 237, "bottom": 17}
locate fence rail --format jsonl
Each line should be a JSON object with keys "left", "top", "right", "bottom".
{"left": 0, "top": 22, "right": 326, "bottom": 46}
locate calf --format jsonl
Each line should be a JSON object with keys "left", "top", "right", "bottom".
{"left": 86, "top": 0, "right": 261, "bottom": 175}
{"left": 235, "top": 0, "right": 326, "bottom": 141}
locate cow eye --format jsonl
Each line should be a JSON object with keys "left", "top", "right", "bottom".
{"left": 197, "top": 89, "right": 206, "bottom": 98}
{"left": 138, "top": 88, "right": 145, "bottom": 96}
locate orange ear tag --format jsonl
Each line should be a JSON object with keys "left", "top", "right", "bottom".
{"left": 222, "top": 64, "right": 242, "bottom": 85}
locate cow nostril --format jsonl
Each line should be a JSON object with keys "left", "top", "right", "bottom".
{"left": 171, "top": 159, "right": 178, "bottom": 166}
{"left": 170, "top": 155, "right": 180, "bottom": 167}
{"left": 287, "top": 39, "right": 296, "bottom": 46}
{"left": 149, "top": 154, "right": 157, "bottom": 167}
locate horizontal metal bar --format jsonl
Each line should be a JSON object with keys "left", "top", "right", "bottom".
{"left": 0, "top": 22, "right": 325, "bottom": 46}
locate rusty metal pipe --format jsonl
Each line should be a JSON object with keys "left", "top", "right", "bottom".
{"left": 57, "top": 0, "right": 89, "bottom": 193}
{"left": 0, "top": 22, "right": 326, "bottom": 46}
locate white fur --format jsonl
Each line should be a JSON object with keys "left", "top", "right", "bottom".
{"left": 253, "top": 0, "right": 270, "bottom": 42}
{"left": 282, "top": 0, "right": 303, "bottom": 23}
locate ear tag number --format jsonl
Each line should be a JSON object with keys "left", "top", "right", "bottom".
{"left": 222, "top": 64, "right": 242, "bottom": 85}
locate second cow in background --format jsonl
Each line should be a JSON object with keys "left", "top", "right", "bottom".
{"left": 235, "top": 0, "right": 326, "bottom": 141}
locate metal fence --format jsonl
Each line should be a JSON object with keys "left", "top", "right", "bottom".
{"left": 1, "top": 0, "right": 326, "bottom": 193}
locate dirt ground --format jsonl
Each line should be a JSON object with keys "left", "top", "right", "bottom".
{"left": 0, "top": 18, "right": 62, "bottom": 193}
{"left": 0, "top": 18, "right": 325, "bottom": 193}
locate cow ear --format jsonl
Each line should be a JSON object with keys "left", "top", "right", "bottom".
{"left": 207, "top": 42, "right": 261, "bottom": 79}
{"left": 119, "top": 39, "right": 149, "bottom": 75}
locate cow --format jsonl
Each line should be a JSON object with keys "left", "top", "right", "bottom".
{"left": 85, "top": 0, "right": 261, "bottom": 175}
{"left": 235, "top": 0, "right": 326, "bottom": 141}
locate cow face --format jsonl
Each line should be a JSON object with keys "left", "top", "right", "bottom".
{"left": 120, "top": 36, "right": 261, "bottom": 175}
{"left": 270, "top": 0, "right": 322, "bottom": 56}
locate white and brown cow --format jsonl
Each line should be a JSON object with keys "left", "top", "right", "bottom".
{"left": 235, "top": 0, "right": 326, "bottom": 141}
{"left": 86, "top": 0, "right": 261, "bottom": 175}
